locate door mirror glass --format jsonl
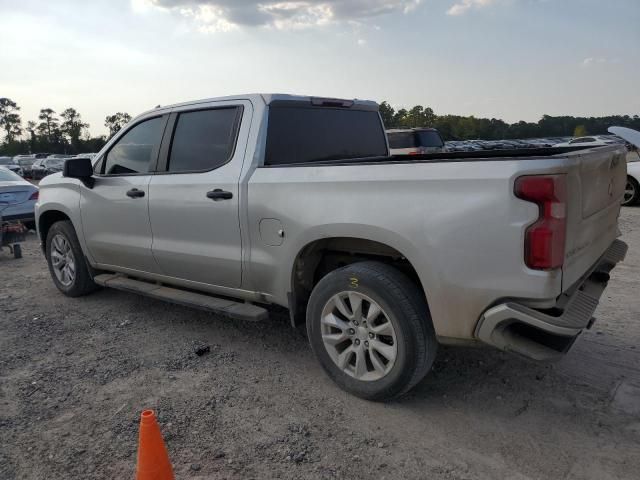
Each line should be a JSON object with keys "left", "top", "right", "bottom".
{"left": 63, "top": 157, "right": 93, "bottom": 179}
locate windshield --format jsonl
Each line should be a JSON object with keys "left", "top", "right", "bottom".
{"left": 0, "top": 158, "right": 14, "bottom": 165}
{"left": 0, "top": 168, "right": 22, "bottom": 182}
{"left": 416, "top": 130, "right": 444, "bottom": 148}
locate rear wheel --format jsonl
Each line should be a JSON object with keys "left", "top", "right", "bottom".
{"left": 306, "top": 261, "right": 437, "bottom": 401}
{"left": 45, "top": 220, "right": 98, "bottom": 297}
{"left": 623, "top": 176, "right": 640, "bottom": 206}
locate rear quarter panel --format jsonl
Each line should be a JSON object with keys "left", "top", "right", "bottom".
{"left": 247, "top": 157, "right": 571, "bottom": 340}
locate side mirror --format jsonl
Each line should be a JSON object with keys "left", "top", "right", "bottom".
{"left": 63, "top": 157, "right": 93, "bottom": 178}
{"left": 63, "top": 158, "right": 94, "bottom": 188}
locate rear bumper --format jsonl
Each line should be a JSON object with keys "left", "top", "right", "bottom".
{"left": 475, "top": 239, "right": 628, "bottom": 361}
{"left": 2, "top": 212, "right": 35, "bottom": 222}
{"left": 1, "top": 203, "right": 36, "bottom": 223}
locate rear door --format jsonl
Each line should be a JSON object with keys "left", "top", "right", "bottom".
{"left": 80, "top": 115, "right": 168, "bottom": 273}
{"left": 148, "top": 100, "right": 250, "bottom": 288}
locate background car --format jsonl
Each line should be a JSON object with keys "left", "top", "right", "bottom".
{"left": 0, "top": 156, "right": 23, "bottom": 176}
{"left": 387, "top": 128, "right": 447, "bottom": 155}
{"left": 72, "top": 153, "right": 97, "bottom": 159}
{"left": 553, "top": 135, "right": 624, "bottom": 148}
{"left": 624, "top": 146, "right": 640, "bottom": 206}
{"left": 0, "top": 166, "right": 38, "bottom": 230}
{"left": 29, "top": 159, "right": 47, "bottom": 179}
{"left": 13, "top": 155, "right": 38, "bottom": 177}
{"left": 42, "top": 158, "right": 66, "bottom": 178}
{"left": 31, "top": 157, "right": 68, "bottom": 179}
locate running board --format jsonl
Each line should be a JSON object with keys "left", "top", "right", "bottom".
{"left": 93, "top": 274, "right": 268, "bottom": 322}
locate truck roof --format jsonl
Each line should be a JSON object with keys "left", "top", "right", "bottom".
{"left": 141, "top": 94, "right": 379, "bottom": 118}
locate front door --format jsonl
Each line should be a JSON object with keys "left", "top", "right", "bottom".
{"left": 80, "top": 115, "right": 168, "bottom": 273}
{"left": 148, "top": 102, "right": 249, "bottom": 288}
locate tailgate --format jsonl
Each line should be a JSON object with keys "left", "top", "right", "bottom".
{"left": 562, "top": 146, "right": 627, "bottom": 290}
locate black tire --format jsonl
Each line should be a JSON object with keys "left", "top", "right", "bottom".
{"left": 306, "top": 261, "right": 437, "bottom": 401}
{"left": 13, "top": 244, "right": 22, "bottom": 259}
{"left": 45, "top": 220, "right": 98, "bottom": 297}
{"left": 623, "top": 176, "right": 640, "bottom": 206}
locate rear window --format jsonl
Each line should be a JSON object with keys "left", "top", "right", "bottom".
{"left": 416, "top": 130, "right": 444, "bottom": 148}
{"left": 264, "top": 106, "right": 387, "bottom": 166}
{"left": 387, "top": 132, "right": 417, "bottom": 149}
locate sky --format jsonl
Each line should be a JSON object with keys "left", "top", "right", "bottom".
{"left": 0, "top": 0, "right": 639, "bottom": 136}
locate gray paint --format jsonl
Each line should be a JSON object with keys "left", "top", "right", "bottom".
{"left": 36, "top": 93, "right": 627, "bottom": 344}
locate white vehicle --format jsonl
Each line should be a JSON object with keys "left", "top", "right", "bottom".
{"left": 36, "top": 94, "right": 628, "bottom": 400}
{"left": 622, "top": 148, "right": 640, "bottom": 205}
{"left": 609, "top": 126, "right": 640, "bottom": 206}
{"left": 387, "top": 128, "right": 446, "bottom": 155}
{"left": 553, "top": 135, "right": 622, "bottom": 148}
{"left": 0, "top": 157, "right": 23, "bottom": 176}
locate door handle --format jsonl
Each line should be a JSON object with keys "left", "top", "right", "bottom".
{"left": 206, "top": 189, "right": 233, "bottom": 201}
{"left": 126, "top": 188, "right": 145, "bottom": 198}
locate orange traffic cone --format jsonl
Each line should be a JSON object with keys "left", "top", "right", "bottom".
{"left": 136, "top": 410, "right": 175, "bottom": 480}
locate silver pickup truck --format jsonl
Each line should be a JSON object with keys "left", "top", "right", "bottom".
{"left": 36, "top": 94, "right": 628, "bottom": 400}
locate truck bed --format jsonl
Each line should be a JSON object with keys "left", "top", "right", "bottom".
{"left": 261, "top": 146, "right": 590, "bottom": 168}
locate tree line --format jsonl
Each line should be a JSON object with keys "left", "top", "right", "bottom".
{"left": 0, "top": 97, "right": 131, "bottom": 156}
{"left": 379, "top": 102, "right": 640, "bottom": 140}
{"left": 1, "top": 96, "right": 639, "bottom": 156}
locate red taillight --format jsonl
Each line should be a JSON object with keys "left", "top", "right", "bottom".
{"left": 408, "top": 150, "right": 420, "bottom": 155}
{"left": 29, "top": 190, "right": 39, "bottom": 200}
{"left": 515, "top": 175, "right": 567, "bottom": 270}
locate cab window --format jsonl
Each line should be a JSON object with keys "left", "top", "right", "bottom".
{"left": 167, "top": 107, "right": 241, "bottom": 173}
{"left": 103, "top": 117, "right": 165, "bottom": 175}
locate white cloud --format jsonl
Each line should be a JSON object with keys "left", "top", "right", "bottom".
{"left": 581, "top": 57, "right": 620, "bottom": 68}
{"left": 135, "top": 0, "right": 422, "bottom": 31}
{"left": 446, "top": 0, "right": 495, "bottom": 16}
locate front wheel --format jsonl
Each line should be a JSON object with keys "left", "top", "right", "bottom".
{"left": 622, "top": 176, "right": 640, "bottom": 206}
{"left": 306, "top": 261, "right": 437, "bottom": 401}
{"left": 45, "top": 220, "right": 98, "bottom": 297}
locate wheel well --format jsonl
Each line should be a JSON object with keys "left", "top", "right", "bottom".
{"left": 38, "top": 211, "right": 71, "bottom": 251}
{"left": 289, "top": 237, "right": 424, "bottom": 326}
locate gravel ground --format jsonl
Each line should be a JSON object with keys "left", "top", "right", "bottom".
{"left": 1, "top": 208, "right": 639, "bottom": 480}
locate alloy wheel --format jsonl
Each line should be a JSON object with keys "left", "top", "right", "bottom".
{"left": 320, "top": 291, "right": 398, "bottom": 381}
{"left": 50, "top": 234, "right": 76, "bottom": 287}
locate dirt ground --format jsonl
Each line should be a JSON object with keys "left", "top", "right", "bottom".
{"left": 1, "top": 209, "right": 639, "bottom": 480}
